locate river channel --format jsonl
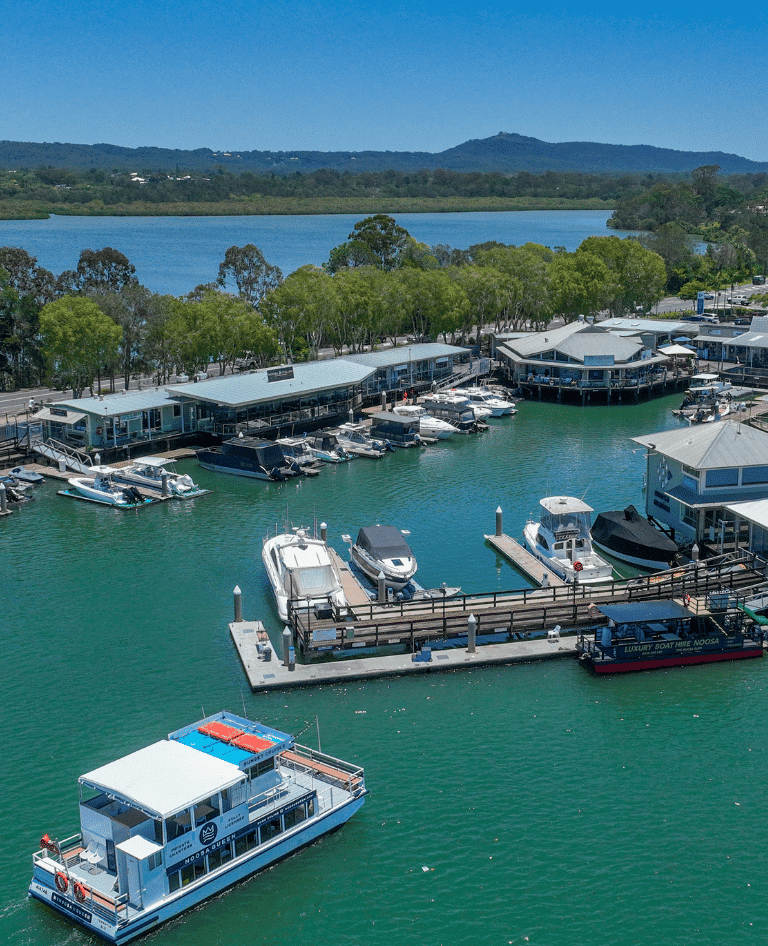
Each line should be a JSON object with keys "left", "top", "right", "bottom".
{"left": 5, "top": 390, "right": 768, "bottom": 946}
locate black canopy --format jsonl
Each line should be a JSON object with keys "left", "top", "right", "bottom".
{"left": 355, "top": 525, "right": 412, "bottom": 560}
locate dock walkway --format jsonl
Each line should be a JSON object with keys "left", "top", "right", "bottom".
{"left": 485, "top": 533, "right": 565, "bottom": 586}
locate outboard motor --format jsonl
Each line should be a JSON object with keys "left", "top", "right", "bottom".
{"left": 289, "top": 459, "right": 305, "bottom": 476}
{"left": 270, "top": 467, "right": 287, "bottom": 482}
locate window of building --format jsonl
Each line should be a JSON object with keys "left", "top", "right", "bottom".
{"left": 743, "top": 466, "right": 768, "bottom": 485}
{"left": 705, "top": 468, "right": 739, "bottom": 488}
{"left": 680, "top": 502, "right": 698, "bottom": 528}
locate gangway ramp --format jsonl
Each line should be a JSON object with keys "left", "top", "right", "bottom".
{"left": 32, "top": 439, "right": 93, "bottom": 473}
{"left": 485, "top": 533, "right": 566, "bottom": 587}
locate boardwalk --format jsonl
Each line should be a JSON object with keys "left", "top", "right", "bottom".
{"left": 484, "top": 533, "right": 565, "bottom": 586}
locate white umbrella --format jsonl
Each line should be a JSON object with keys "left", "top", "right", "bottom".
{"left": 659, "top": 344, "right": 697, "bottom": 356}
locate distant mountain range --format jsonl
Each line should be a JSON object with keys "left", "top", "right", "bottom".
{"left": 1, "top": 132, "right": 767, "bottom": 176}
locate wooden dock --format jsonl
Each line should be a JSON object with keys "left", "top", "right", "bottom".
{"left": 230, "top": 619, "right": 577, "bottom": 691}
{"left": 485, "top": 533, "right": 565, "bottom": 586}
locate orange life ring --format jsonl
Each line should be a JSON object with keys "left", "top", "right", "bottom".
{"left": 74, "top": 882, "right": 87, "bottom": 903}
{"left": 574, "top": 561, "right": 584, "bottom": 572}
{"left": 96, "top": 427, "right": 103, "bottom": 436}
{"left": 55, "top": 871, "right": 68, "bottom": 893}
{"left": 40, "top": 833, "right": 51, "bottom": 850}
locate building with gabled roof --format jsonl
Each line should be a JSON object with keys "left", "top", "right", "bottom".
{"left": 632, "top": 420, "right": 768, "bottom": 544}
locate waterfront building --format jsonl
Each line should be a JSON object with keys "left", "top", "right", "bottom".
{"left": 342, "top": 343, "right": 481, "bottom": 397}
{"left": 725, "top": 497, "right": 768, "bottom": 556}
{"left": 632, "top": 421, "right": 768, "bottom": 547}
{"left": 495, "top": 322, "right": 670, "bottom": 402}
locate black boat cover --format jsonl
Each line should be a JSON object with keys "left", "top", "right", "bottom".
{"left": 590, "top": 505, "right": 677, "bottom": 560}
{"left": 598, "top": 600, "right": 692, "bottom": 623}
{"left": 355, "top": 525, "right": 412, "bottom": 560}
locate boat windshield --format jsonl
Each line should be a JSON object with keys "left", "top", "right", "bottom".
{"left": 541, "top": 510, "right": 591, "bottom": 534}
{"left": 287, "top": 565, "right": 338, "bottom": 598}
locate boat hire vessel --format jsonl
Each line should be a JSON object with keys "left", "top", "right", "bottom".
{"left": 262, "top": 525, "right": 348, "bottom": 624}
{"left": 113, "top": 457, "right": 204, "bottom": 498}
{"left": 391, "top": 404, "right": 458, "bottom": 439}
{"left": 590, "top": 504, "right": 679, "bottom": 571}
{"left": 577, "top": 600, "right": 764, "bottom": 673}
{"left": 67, "top": 469, "right": 149, "bottom": 508}
{"left": 456, "top": 386, "right": 517, "bottom": 416}
{"left": 196, "top": 436, "right": 298, "bottom": 481}
{"left": 29, "top": 711, "right": 366, "bottom": 944}
{"left": 523, "top": 496, "right": 614, "bottom": 584}
{"left": 345, "top": 524, "right": 418, "bottom": 590}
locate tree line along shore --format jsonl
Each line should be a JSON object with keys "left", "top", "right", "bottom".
{"left": 1, "top": 208, "right": 766, "bottom": 400}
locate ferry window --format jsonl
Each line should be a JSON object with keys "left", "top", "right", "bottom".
{"left": 166, "top": 814, "right": 191, "bottom": 839}
{"left": 193, "top": 861, "right": 206, "bottom": 881}
{"left": 195, "top": 796, "right": 220, "bottom": 825}
{"left": 169, "top": 872, "right": 180, "bottom": 893}
{"left": 181, "top": 865, "right": 195, "bottom": 887}
{"left": 208, "top": 849, "right": 222, "bottom": 872}
{"left": 235, "top": 836, "right": 248, "bottom": 857}
{"left": 283, "top": 806, "right": 305, "bottom": 829}
{"left": 246, "top": 829, "right": 258, "bottom": 850}
{"left": 260, "top": 817, "right": 282, "bottom": 843}
{"left": 220, "top": 843, "right": 233, "bottom": 864}
{"left": 148, "top": 851, "right": 163, "bottom": 871}
{"left": 307, "top": 798, "right": 315, "bottom": 818}
{"left": 153, "top": 820, "right": 163, "bottom": 843}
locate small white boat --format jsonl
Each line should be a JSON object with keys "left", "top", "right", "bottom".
{"left": 523, "top": 496, "right": 614, "bottom": 584}
{"left": 29, "top": 710, "right": 365, "bottom": 944}
{"left": 305, "top": 432, "right": 352, "bottom": 463}
{"left": 344, "top": 525, "right": 418, "bottom": 590}
{"left": 456, "top": 386, "right": 517, "bottom": 416}
{"left": 276, "top": 437, "right": 323, "bottom": 474}
{"left": 262, "top": 526, "right": 348, "bottom": 624}
{"left": 9, "top": 465, "right": 44, "bottom": 483}
{"left": 114, "top": 457, "right": 203, "bottom": 497}
{"left": 686, "top": 400, "right": 731, "bottom": 424}
{"left": 68, "top": 468, "right": 146, "bottom": 507}
{"left": 335, "top": 422, "right": 391, "bottom": 457}
{"left": 392, "top": 405, "right": 458, "bottom": 439}
{"left": 428, "top": 391, "right": 493, "bottom": 420}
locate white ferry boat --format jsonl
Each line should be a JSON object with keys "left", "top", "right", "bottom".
{"left": 29, "top": 711, "right": 366, "bottom": 944}
{"left": 523, "top": 495, "right": 614, "bottom": 584}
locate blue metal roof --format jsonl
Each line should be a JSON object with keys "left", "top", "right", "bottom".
{"left": 54, "top": 387, "right": 181, "bottom": 418}
{"left": 170, "top": 360, "right": 375, "bottom": 406}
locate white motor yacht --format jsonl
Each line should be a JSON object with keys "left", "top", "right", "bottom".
{"left": 113, "top": 457, "right": 203, "bottom": 497}
{"left": 304, "top": 432, "right": 352, "bottom": 463}
{"left": 335, "top": 422, "right": 390, "bottom": 457}
{"left": 456, "top": 386, "right": 517, "bottom": 416}
{"left": 427, "top": 391, "right": 493, "bottom": 420}
{"left": 391, "top": 405, "right": 458, "bottom": 439}
{"left": 262, "top": 526, "right": 348, "bottom": 624}
{"left": 344, "top": 524, "right": 418, "bottom": 590}
{"left": 522, "top": 496, "right": 614, "bottom": 584}
{"left": 276, "top": 437, "right": 324, "bottom": 474}
{"left": 68, "top": 468, "right": 146, "bottom": 507}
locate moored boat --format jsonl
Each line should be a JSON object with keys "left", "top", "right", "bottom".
{"left": 262, "top": 526, "right": 348, "bottom": 624}
{"left": 577, "top": 599, "right": 764, "bottom": 673}
{"left": 29, "top": 711, "right": 366, "bottom": 944}
{"left": 304, "top": 432, "right": 351, "bottom": 463}
{"left": 113, "top": 456, "right": 204, "bottom": 497}
{"left": 275, "top": 437, "right": 323, "bottom": 474}
{"left": 590, "top": 504, "right": 679, "bottom": 571}
{"left": 346, "top": 524, "right": 418, "bottom": 590}
{"left": 196, "top": 437, "right": 298, "bottom": 481}
{"left": 522, "top": 496, "right": 614, "bottom": 584}
{"left": 455, "top": 386, "right": 517, "bottom": 416}
{"left": 391, "top": 405, "right": 458, "bottom": 439}
{"left": 335, "top": 422, "right": 390, "bottom": 457}
{"left": 68, "top": 468, "right": 147, "bottom": 507}
{"left": 9, "top": 465, "right": 44, "bottom": 483}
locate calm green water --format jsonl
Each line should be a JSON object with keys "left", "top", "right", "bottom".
{"left": 5, "top": 394, "right": 768, "bottom": 946}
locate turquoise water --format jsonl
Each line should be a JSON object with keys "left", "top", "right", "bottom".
{"left": 6, "top": 393, "right": 768, "bottom": 945}
{"left": 0, "top": 210, "right": 621, "bottom": 296}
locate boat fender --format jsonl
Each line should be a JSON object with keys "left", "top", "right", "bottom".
{"left": 74, "top": 882, "right": 87, "bottom": 903}
{"left": 55, "top": 871, "right": 69, "bottom": 893}
{"left": 684, "top": 593, "right": 691, "bottom": 607}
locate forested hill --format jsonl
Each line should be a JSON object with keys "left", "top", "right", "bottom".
{"left": 1, "top": 132, "right": 766, "bottom": 175}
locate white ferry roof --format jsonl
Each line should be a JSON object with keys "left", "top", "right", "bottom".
{"left": 116, "top": 835, "right": 163, "bottom": 859}
{"left": 80, "top": 739, "right": 244, "bottom": 820}
{"left": 540, "top": 496, "right": 594, "bottom": 515}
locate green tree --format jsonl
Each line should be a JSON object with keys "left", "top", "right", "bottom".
{"left": 40, "top": 296, "right": 122, "bottom": 397}
{"left": 217, "top": 244, "right": 282, "bottom": 306}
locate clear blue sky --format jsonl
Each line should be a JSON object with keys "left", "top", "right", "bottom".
{"left": 5, "top": 0, "right": 768, "bottom": 162}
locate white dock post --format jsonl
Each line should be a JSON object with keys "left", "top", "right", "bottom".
{"left": 320, "top": 521, "right": 327, "bottom": 543}
{"left": 283, "top": 626, "right": 292, "bottom": 666}
{"left": 349, "top": 408, "right": 354, "bottom": 424}
{"left": 377, "top": 571, "right": 387, "bottom": 603}
{"left": 380, "top": 391, "right": 387, "bottom": 411}
{"left": 691, "top": 543, "right": 699, "bottom": 562}
{"left": 496, "top": 506, "right": 503, "bottom": 537}
{"left": 233, "top": 585, "right": 243, "bottom": 623}
{"left": 467, "top": 614, "right": 476, "bottom": 653}
{"left": 0, "top": 482, "right": 8, "bottom": 515}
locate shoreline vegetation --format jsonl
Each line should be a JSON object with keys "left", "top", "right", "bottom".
{"left": 0, "top": 196, "right": 614, "bottom": 221}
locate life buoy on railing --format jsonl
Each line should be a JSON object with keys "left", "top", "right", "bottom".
{"left": 96, "top": 427, "right": 103, "bottom": 436}
{"left": 55, "top": 871, "right": 68, "bottom": 893}
{"left": 74, "top": 882, "right": 87, "bottom": 903}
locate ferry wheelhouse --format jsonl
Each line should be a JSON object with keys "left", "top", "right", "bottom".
{"left": 576, "top": 600, "right": 764, "bottom": 673}
{"left": 29, "top": 711, "right": 366, "bottom": 944}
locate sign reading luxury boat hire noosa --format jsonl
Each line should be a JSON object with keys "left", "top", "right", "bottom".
{"left": 267, "top": 366, "right": 294, "bottom": 382}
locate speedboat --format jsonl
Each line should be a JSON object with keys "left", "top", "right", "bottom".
{"left": 335, "top": 422, "right": 391, "bottom": 457}
{"left": 304, "top": 432, "right": 351, "bottom": 463}
{"left": 68, "top": 468, "right": 147, "bottom": 507}
{"left": 456, "top": 386, "right": 517, "bottom": 416}
{"left": 420, "top": 396, "right": 480, "bottom": 433}
{"left": 522, "top": 496, "right": 614, "bottom": 584}
{"left": 196, "top": 436, "right": 299, "bottom": 481}
{"left": 9, "top": 465, "right": 44, "bottom": 483}
{"left": 427, "top": 390, "right": 493, "bottom": 420}
{"left": 29, "top": 710, "right": 365, "bottom": 944}
{"left": 590, "top": 505, "right": 679, "bottom": 571}
{"left": 262, "top": 526, "right": 348, "bottom": 624}
{"left": 276, "top": 437, "right": 323, "bottom": 474}
{"left": 345, "top": 525, "right": 418, "bottom": 590}
{"left": 113, "top": 457, "right": 203, "bottom": 497}
{"left": 391, "top": 405, "right": 458, "bottom": 439}
{"left": 686, "top": 399, "right": 731, "bottom": 424}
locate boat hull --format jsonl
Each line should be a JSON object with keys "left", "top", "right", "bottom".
{"left": 29, "top": 795, "right": 365, "bottom": 945}
{"left": 584, "top": 646, "right": 763, "bottom": 674}
{"left": 591, "top": 538, "right": 675, "bottom": 572}
{"left": 350, "top": 548, "right": 417, "bottom": 590}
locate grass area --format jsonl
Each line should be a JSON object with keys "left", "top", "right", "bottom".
{"left": 0, "top": 196, "right": 615, "bottom": 220}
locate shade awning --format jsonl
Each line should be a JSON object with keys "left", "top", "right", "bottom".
{"left": 659, "top": 344, "right": 697, "bottom": 356}
{"left": 34, "top": 408, "right": 86, "bottom": 424}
